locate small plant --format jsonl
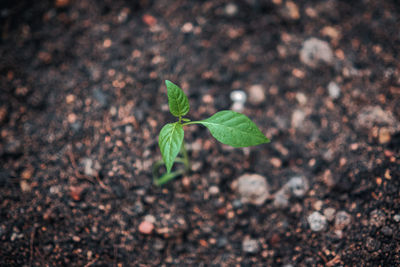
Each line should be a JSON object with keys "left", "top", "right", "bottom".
{"left": 153, "top": 80, "right": 270, "bottom": 185}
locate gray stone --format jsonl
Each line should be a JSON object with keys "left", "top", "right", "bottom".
{"left": 233, "top": 174, "right": 270, "bottom": 206}
{"left": 242, "top": 239, "right": 260, "bottom": 254}
{"left": 92, "top": 88, "right": 109, "bottom": 107}
{"left": 369, "top": 209, "right": 386, "bottom": 227}
{"left": 327, "top": 81, "right": 341, "bottom": 99}
{"left": 308, "top": 211, "right": 327, "bottom": 232}
{"left": 366, "top": 237, "right": 380, "bottom": 252}
{"left": 232, "top": 199, "right": 243, "bottom": 209}
{"left": 356, "top": 106, "right": 398, "bottom": 130}
{"left": 217, "top": 237, "right": 228, "bottom": 248}
{"left": 153, "top": 238, "right": 166, "bottom": 251}
{"left": 334, "top": 211, "right": 351, "bottom": 230}
{"left": 381, "top": 226, "right": 393, "bottom": 237}
{"left": 273, "top": 189, "right": 289, "bottom": 209}
{"left": 323, "top": 208, "right": 336, "bottom": 222}
{"left": 287, "top": 176, "right": 309, "bottom": 198}
{"left": 300, "top": 38, "right": 334, "bottom": 68}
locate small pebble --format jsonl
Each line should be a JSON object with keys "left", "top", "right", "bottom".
{"left": 232, "top": 199, "right": 243, "bottom": 209}
{"left": 81, "top": 158, "right": 101, "bottom": 177}
{"left": 248, "top": 84, "right": 265, "bottom": 105}
{"left": 308, "top": 211, "right": 327, "bottom": 232}
{"left": 230, "top": 90, "right": 247, "bottom": 104}
{"left": 381, "top": 226, "right": 393, "bottom": 237}
{"left": 92, "top": 88, "right": 109, "bottom": 108}
{"left": 69, "top": 186, "right": 84, "bottom": 201}
{"left": 279, "top": 1, "right": 300, "bottom": 20}
{"left": 273, "top": 188, "right": 289, "bottom": 209}
{"left": 334, "top": 211, "right": 351, "bottom": 230}
{"left": 20, "top": 180, "right": 31, "bottom": 192}
{"left": 231, "top": 102, "right": 244, "bottom": 112}
{"left": 225, "top": 3, "right": 238, "bottom": 16}
{"left": 208, "top": 185, "right": 220, "bottom": 196}
{"left": 287, "top": 176, "right": 309, "bottom": 198}
{"left": 327, "top": 81, "right": 341, "bottom": 99}
{"left": 242, "top": 239, "right": 260, "bottom": 254}
{"left": 72, "top": 236, "right": 81, "bottom": 242}
{"left": 366, "top": 237, "right": 380, "bottom": 252}
{"left": 217, "top": 237, "right": 228, "bottom": 248}
{"left": 291, "top": 109, "right": 305, "bottom": 128}
{"left": 295, "top": 92, "right": 307, "bottom": 105}
{"left": 369, "top": 209, "right": 386, "bottom": 227}
{"left": 356, "top": 106, "right": 398, "bottom": 130}
{"left": 300, "top": 38, "right": 334, "bottom": 68}
{"left": 334, "top": 229, "right": 343, "bottom": 239}
{"left": 233, "top": 173, "right": 270, "bottom": 206}
{"left": 323, "top": 208, "right": 336, "bottom": 222}
{"left": 138, "top": 221, "right": 154, "bottom": 234}
{"left": 153, "top": 238, "right": 166, "bottom": 251}
{"left": 378, "top": 127, "right": 391, "bottom": 144}
{"left": 393, "top": 214, "right": 400, "bottom": 222}
{"left": 144, "top": 214, "right": 156, "bottom": 223}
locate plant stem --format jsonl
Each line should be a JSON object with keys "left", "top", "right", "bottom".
{"left": 152, "top": 141, "right": 191, "bottom": 186}
{"left": 180, "top": 142, "right": 190, "bottom": 172}
{"left": 182, "top": 121, "right": 201, "bottom": 126}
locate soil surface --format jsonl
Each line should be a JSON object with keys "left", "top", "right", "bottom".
{"left": 1, "top": 0, "right": 400, "bottom": 266}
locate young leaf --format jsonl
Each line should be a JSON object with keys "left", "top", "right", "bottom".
{"left": 165, "top": 80, "right": 190, "bottom": 117}
{"left": 158, "top": 122, "right": 184, "bottom": 173}
{"left": 196, "top": 110, "right": 270, "bottom": 147}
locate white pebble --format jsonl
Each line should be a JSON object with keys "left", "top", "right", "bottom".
{"left": 242, "top": 239, "right": 259, "bottom": 253}
{"left": 328, "top": 81, "right": 341, "bottom": 99}
{"left": 287, "top": 176, "right": 309, "bottom": 198}
{"left": 225, "top": 3, "right": 238, "bottom": 16}
{"left": 308, "top": 211, "right": 327, "bottom": 232}
{"left": 230, "top": 90, "right": 247, "bottom": 104}
{"left": 291, "top": 109, "right": 305, "bottom": 128}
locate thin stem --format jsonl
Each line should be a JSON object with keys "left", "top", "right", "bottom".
{"left": 152, "top": 143, "right": 191, "bottom": 186}
{"left": 180, "top": 142, "right": 190, "bottom": 172}
{"left": 182, "top": 121, "right": 202, "bottom": 126}
{"left": 155, "top": 169, "right": 186, "bottom": 186}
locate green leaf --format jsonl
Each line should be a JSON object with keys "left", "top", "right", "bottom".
{"left": 165, "top": 80, "right": 190, "bottom": 117}
{"left": 197, "top": 110, "right": 270, "bottom": 147}
{"left": 158, "top": 122, "right": 184, "bottom": 173}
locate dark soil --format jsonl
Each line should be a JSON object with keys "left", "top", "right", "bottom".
{"left": 1, "top": 0, "right": 399, "bottom": 266}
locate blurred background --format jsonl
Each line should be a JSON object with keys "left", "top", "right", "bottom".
{"left": 1, "top": 0, "right": 399, "bottom": 266}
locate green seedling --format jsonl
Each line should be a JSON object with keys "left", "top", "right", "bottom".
{"left": 153, "top": 80, "right": 270, "bottom": 185}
